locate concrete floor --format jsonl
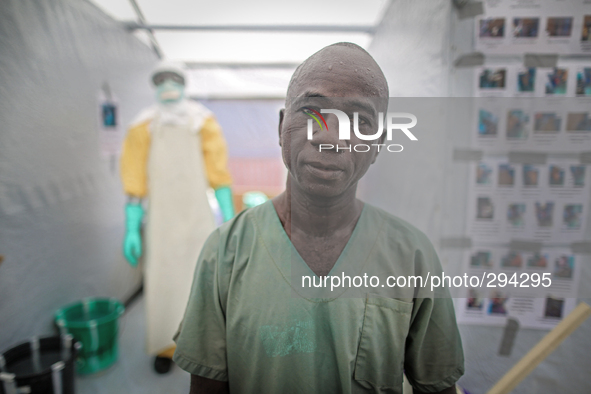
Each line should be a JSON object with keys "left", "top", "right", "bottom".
{"left": 75, "top": 296, "right": 190, "bottom": 394}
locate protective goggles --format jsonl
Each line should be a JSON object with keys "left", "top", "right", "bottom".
{"left": 152, "top": 71, "right": 185, "bottom": 87}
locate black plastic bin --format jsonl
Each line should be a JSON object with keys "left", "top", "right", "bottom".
{"left": 0, "top": 335, "right": 79, "bottom": 394}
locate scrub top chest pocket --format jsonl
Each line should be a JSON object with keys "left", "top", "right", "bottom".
{"left": 354, "top": 295, "right": 413, "bottom": 392}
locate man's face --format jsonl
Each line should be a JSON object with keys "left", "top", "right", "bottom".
{"left": 279, "top": 47, "right": 388, "bottom": 199}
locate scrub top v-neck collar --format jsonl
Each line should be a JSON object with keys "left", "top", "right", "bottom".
{"left": 253, "top": 200, "right": 386, "bottom": 300}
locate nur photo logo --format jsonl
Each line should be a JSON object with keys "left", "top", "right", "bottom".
{"left": 304, "top": 108, "right": 418, "bottom": 152}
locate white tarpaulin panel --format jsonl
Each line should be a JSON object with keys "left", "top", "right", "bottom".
{"left": 0, "top": 0, "right": 158, "bottom": 350}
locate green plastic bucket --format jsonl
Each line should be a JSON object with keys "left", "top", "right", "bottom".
{"left": 55, "top": 298, "right": 124, "bottom": 375}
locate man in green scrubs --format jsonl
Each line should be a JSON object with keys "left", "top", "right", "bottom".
{"left": 173, "top": 43, "right": 464, "bottom": 394}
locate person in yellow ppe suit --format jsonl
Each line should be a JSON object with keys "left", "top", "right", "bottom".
{"left": 119, "top": 61, "right": 235, "bottom": 374}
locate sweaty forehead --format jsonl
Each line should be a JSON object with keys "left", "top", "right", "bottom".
{"left": 287, "top": 46, "right": 388, "bottom": 99}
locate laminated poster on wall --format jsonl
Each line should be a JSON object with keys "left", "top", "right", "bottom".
{"left": 455, "top": 246, "right": 581, "bottom": 330}
{"left": 475, "top": 0, "right": 591, "bottom": 55}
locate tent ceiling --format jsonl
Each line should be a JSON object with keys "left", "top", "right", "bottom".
{"left": 153, "top": 31, "right": 373, "bottom": 64}
{"left": 89, "top": 0, "right": 389, "bottom": 64}
{"left": 133, "top": 0, "right": 387, "bottom": 26}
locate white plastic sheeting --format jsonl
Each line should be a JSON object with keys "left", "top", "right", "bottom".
{"left": 0, "top": 0, "right": 157, "bottom": 350}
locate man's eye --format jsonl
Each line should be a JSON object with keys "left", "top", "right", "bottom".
{"left": 301, "top": 107, "right": 314, "bottom": 114}
{"left": 353, "top": 116, "right": 369, "bottom": 126}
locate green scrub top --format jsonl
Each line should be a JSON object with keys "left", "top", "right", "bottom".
{"left": 173, "top": 201, "right": 464, "bottom": 394}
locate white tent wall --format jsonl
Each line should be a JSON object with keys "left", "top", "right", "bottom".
{"left": 0, "top": 0, "right": 157, "bottom": 350}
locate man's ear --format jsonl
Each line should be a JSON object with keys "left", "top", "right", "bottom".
{"left": 278, "top": 108, "right": 285, "bottom": 147}
{"left": 370, "top": 129, "right": 387, "bottom": 165}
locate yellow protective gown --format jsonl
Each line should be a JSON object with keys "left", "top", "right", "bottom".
{"left": 120, "top": 100, "right": 232, "bottom": 355}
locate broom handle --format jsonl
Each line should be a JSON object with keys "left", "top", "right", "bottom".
{"left": 487, "top": 302, "right": 591, "bottom": 394}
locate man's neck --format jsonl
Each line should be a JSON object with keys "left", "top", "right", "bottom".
{"left": 273, "top": 177, "right": 363, "bottom": 239}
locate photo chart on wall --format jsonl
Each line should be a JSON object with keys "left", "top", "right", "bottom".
{"left": 476, "top": 0, "right": 591, "bottom": 54}
{"left": 459, "top": 0, "right": 591, "bottom": 331}
{"left": 455, "top": 247, "right": 581, "bottom": 329}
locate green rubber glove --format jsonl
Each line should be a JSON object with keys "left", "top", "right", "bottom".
{"left": 214, "top": 186, "right": 235, "bottom": 222}
{"left": 124, "top": 203, "right": 144, "bottom": 266}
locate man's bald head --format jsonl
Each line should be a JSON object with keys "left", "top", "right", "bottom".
{"left": 286, "top": 43, "right": 389, "bottom": 106}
